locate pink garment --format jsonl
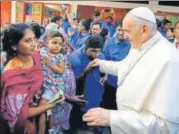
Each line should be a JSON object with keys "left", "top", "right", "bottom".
{"left": 0, "top": 52, "right": 44, "bottom": 129}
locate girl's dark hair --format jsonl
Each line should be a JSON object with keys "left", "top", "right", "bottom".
{"left": 26, "top": 22, "right": 41, "bottom": 39}
{"left": 47, "top": 30, "right": 64, "bottom": 43}
{"left": 2, "top": 23, "right": 30, "bottom": 63}
{"left": 81, "top": 18, "right": 92, "bottom": 31}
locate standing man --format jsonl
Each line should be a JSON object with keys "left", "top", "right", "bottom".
{"left": 160, "top": 19, "right": 172, "bottom": 38}
{"left": 91, "top": 11, "right": 104, "bottom": 27}
{"left": 83, "top": 7, "right": 179, "bottom": 134}
{"left": 100, "top": 24, "right": 130, "bottom": 110}
{"left": 102, "top": 16, "right": 116, "bottom": 37}
{"left": 91, "top": 22, "right": 102, "bottom": 36}
{"left": 74, "top": 19, "right": 91, "bottom": 49}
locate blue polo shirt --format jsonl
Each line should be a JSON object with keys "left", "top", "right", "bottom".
{"left": 102, "top": 34, "right": 131, "bottom": 87}
{"left": 74, "top": 32, "right": 91, "bottom": 49}
{"left": 102, "top": 23, "right": 116, "bottom": 37}
{"left": 68, "top": 27, "right": 78, "bottom": 46}
{"left": 160, "top": 28, "right": 167, "bottom": 39}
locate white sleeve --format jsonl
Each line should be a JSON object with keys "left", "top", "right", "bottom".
{"left": 110, "top": 110, "right": 170, "bottom": 134}
{"left": 99, "top": 49, "right": 135, "bottom": 77}
{"left": 99, "top": 60, "right": 119, "bottom": 76}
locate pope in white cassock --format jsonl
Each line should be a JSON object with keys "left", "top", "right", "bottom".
{"left": 83, "top": 7, "right": 179, "bottom": 134}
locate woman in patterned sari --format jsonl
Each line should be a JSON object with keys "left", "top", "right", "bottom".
{"left": 0, "top": 23, "right": 64, "bottom": 134}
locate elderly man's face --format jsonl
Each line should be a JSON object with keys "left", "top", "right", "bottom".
{"left": 123, "top": 16, "right": 151, "bottom": 48}
{"left": 174, "top": 23, "right": 179, "bottom": 39}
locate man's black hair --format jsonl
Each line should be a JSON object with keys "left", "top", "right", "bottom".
{"left": 85, "top": 36, "right": 102, "bottom": 49}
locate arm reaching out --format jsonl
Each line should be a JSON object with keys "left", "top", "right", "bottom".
{"left": 42, "top": 56, "right": 65, "bottom": 74}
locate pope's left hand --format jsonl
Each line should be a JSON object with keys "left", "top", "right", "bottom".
{"left": 82, "top": 107, "right": 110, "bottom": 127}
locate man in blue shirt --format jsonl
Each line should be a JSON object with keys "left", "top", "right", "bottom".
{"left": 160, "top": 19, "right": 172, "bottom": 38}
{"left": 91, "top": 11, "right": 104, "bottom": 27}
{"left": 91, "top": 22, "right": 102, "bottom": 36}
{"left": 74, "top": 19, "right": 91, "bottom": 49}
{"left": 69, "top": 36, "right": 105, "bottom": 133}
{"left": 102, "top": 16, "right": 116, "bottom": 37}
{"left": 91, "top": 22, "right": 109, "bottom": 49}
{"left": 100, "top": 24, "right": 131, "bottom": 110}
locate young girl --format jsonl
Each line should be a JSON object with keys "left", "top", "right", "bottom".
{"left": 1, "top": 23, "right": 64, "bottom": 134}
{"left": 51, "top": 35, "right": 76, "bottom": 134}
{"left": 39, "top": 31, "right": 65, "bottom": 134}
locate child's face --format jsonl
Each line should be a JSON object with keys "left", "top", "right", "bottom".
{"left": 47, "top": 37, "right": 63, "bottom": 54}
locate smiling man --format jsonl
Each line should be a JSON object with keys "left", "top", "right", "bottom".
{"left": 83, "top": 7, "right": 179, "bottom": 134}
{"left": 100, "top": 24, "right": 130, "bottom": 110}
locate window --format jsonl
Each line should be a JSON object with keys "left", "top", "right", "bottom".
{"left": 159, "top": 1, "right": 179, "bottom": 6}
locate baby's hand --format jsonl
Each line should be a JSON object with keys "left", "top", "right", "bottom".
{"left": 42, "top": 56, "right": 51, "bottom": 67}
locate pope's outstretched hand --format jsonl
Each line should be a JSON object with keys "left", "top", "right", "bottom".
{"left": 91, "top": 59, "right": 101, "bottom": 67}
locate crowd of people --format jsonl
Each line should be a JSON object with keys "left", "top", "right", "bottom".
{"left": 0, "top": 6, "right": 179, "bottom": 134}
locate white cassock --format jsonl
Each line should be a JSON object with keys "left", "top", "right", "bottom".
{"left": 173, "top": 38, "right": 179, "bottom": 49}
{"left": 99, "top": 32, "right": 179, "bottom": 134}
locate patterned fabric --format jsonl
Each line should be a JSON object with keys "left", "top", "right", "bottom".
{"left": 3, "top": 54, "right": 43, "bottom": 107}
{"left": 40, "top": 47, "right": 65, "bottom": 94}
{"left": 52, "top": 44, "right": 76, "bottom": 133}
{"left": 1, "top": 52, "right": 44, "bottom": 132}
{"left": 3, "top": 57, "right": 24, "bottom": 71}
